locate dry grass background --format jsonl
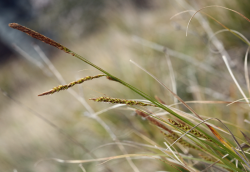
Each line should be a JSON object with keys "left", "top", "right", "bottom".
{"left": 1, "top": 0, "right": 250, "bottom": 171}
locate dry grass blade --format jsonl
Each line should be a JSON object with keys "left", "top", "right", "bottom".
{"left": 227, "top": 98, "right": 250, "bottom": 106}
{"left": 165, "top": 50, "right": 178, "bottom": 105}
{"left": 244, "top": 47, "right": 250, "bottom": 97}
{"left": 222, "top": 55, "right": 249, "bottom": 104}
{"left": 79, "top": 164, "right": 87, "bottom": 172}
{"left": 12, "top": 44, "right": 44, "bottom": 69}
{"left": 35, "top": 154, "right": 159, "bottom": 166}
{"left": 170, "top": 100, "right": 248, "bottom": 107}
{"left": 241, "top": 131, "right": 250, "bottom": 146}
{"left": 186, "top": 5, "right": 250, "bottom": 37}
{"left": 162, "top": 143, "right": 194, "bottom": 171}
{"left": 170, "top": 10, "right": 195, "bottom": 20}
{"left": 210, "top": 29, "right": 250, "bottom": 47}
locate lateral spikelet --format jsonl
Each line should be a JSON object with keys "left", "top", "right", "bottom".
{"left": 90, "top": 97, "right": 157, "bottom": 107}
{"left": 136, "top": 110, "right": 200, "bottom": 150}
{"left": 38, "top": 74, "right": 105, "bottom": 96}
{"left": 168, "top": 119, "right": 212, "bottom": 141}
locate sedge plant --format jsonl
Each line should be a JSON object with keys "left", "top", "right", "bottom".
{"left": 9, "top": 13, "right": 250, "bottom": 172}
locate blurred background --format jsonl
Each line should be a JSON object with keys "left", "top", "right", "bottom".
{"left": 1, "top": 0, "right": 250, "bottom": 171}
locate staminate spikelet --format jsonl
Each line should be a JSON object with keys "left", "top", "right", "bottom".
{"left": 90, "top": 97, "right": 157, "bottom": 107}
{"left": 38, "top": 74, "right": 106, "bottom": 96}
{"left": 168, "top": 119, "right": 212, "bottom": 141}
{"left": 9, "top": 23, "right": 69, "bottom": 53}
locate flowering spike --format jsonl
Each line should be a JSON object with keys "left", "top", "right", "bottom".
{"left": 90, "top": 97, "right": 157, "bottom": 107}
{"left": 136, "top": 110, "right": 200, "bottom": 150}
{"left": 38, "top": 74, "right": 106, "bottom": 96}
{"left": 9, "top": 23, "right": 70, "bottom": 53}
{"left": 168, "top": 119, "right": 212, "bottom": 141}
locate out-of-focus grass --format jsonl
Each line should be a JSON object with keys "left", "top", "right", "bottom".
{"left": 1, "top": 1, "right": 250, "bottom": 171}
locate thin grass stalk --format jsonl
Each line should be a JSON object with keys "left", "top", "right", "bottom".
{"left": 244, "top": 47, "right": 250, "bottom": 97}
{"left": 222, "top": 55, "right": 249, "bottom": 104}
{"left": 185, "top": 5, "right": 250, "bottom": 46}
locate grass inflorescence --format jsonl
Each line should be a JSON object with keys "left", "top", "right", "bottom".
{"left": 90, "top": 97, "right": 157, "bottom": 107}
{"left": 38, "top": 74, "right": 106, "bottom": 96}
{"left": 136, "top": 110, "right": 201, "bottom": 150}
{"left": 9, "top": 23, "right": 67, "bottom": 52}
{"left": 168, "top": 119, "right": 212, "bottom": 142}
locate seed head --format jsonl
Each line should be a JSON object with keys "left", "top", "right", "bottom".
{"left": 38, "top": 74, "right": 105, "bottom": 96}
{"left": 90, "top": 97, "right": 157, "bottom": 107}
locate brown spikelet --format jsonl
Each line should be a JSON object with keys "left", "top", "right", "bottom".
{"left": 9, "top": 23, "right": 108, "bottom": 72}
{"left": 90, "top": 97, "right": 157, "bottom": 107}
{"left": 168, "top": 119, "right": 212, "bottom": 141}
{"left": 135, "top": 110, "right": 200, "bottom": 150}
{"left": 38, "top": 74, "right": 106, "bottom": 96}
{"left": 9, "top": 23, "right": 70, "bottom": 54}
